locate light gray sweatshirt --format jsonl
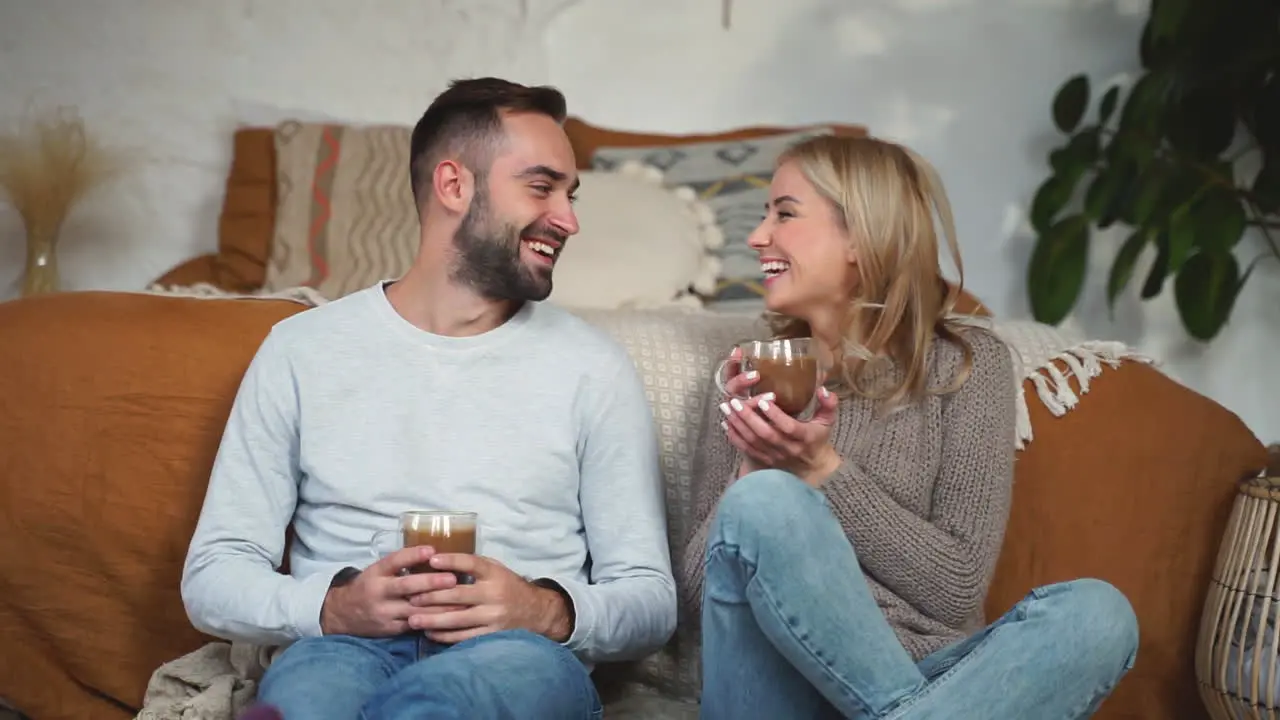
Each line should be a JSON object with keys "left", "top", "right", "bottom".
{"left": 181, "top": 282, "right": 677, "bottom": 664}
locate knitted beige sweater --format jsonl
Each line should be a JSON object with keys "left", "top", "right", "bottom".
{"left": 679, "top": 326, "right": 1017, "bottom": 661}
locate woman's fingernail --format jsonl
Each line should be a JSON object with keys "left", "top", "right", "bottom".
{"left": 720, "top": 420, "right": 728, "bottom": 431}
{"left": 719, "top": 402, "right": 731, "bottom": 416}
{"left": 730, "top": 398, "right": 744, "bottom": 412}
{"left": 745, "top": 370, "right": 759, "bottom": 380}
{"left": 757, "top": 392, "right": 776, "bottom": 411}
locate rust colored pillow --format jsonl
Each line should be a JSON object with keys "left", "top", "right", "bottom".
{"left": 214, "top": 128, "right": 278, "bottom": 292}
{"left": 0, "top": 291, "right": 309, "bottom": 720}
{"left": 985, "top": 362, "right": 1265, "bottom": 720}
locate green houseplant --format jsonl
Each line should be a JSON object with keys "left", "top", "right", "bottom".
{"left": 1026, "top": 0, "right": 1280, "bottom": 340}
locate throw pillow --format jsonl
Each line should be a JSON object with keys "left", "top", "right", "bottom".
{"left": 266, "top": 120, "right": 416, "bottom": 298}
{"left": 547, "top": 161, "right": 722, "bottom": 310}
{"left": 590, "top": 127, "right": 835, "bottom": 311}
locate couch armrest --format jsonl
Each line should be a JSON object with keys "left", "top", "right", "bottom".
{"left": 0, "top": 290, "right": 309, "bottom": 719}
{"left": 987, "top": 361, "right": 1266, "bottom": 720}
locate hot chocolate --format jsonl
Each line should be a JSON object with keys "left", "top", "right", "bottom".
{"left": 402, "top": 524, "right": 477, "bottom": 574}
{"left": 715, "top": 337, "right": 824, "bottom": 421}
{"left": 752, "top": 355, "right": 820, "bottom": 416}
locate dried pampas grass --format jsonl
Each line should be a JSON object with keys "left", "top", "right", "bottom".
{"left": 0, "top": 105, "right": 126, "bottom": 295}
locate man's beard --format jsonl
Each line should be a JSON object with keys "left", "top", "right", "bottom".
{"left": 449, "top": 185, "right": 564, "bottom": 303}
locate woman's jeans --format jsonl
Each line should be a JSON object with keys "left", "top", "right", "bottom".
{"left": 699, "top": 470, "right": 1139, "bottom": 720}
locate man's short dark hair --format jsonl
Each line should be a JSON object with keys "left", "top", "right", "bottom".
{"left": 409, "top": 77, "right": 568, "bottom": 209}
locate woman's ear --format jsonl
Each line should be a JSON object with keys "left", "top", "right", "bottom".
{"left": 844, "top": 242, "right": 859, "bottom": 266}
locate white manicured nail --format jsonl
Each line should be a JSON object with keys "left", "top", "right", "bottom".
{"left": 730, "top": 398, "right": 744, "bottom": 412}
{"left": 719, "top": 402, "right": 731, "bottom": 416}
{"left": 720, "top": 421, "right": 728, "bottom": 431}
{"left": 745, "top": 370, "right": 759, "bottom": 380}
{"left": 757, "top": 393, "right": 775, "bottom": 411}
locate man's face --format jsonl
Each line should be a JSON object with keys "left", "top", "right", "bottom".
{"left": 450, "top": 112, "right": 580, "bottom": 303}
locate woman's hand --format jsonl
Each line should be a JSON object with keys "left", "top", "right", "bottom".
{"left": 721, "top": 384, "right": 842, "bottom": 487}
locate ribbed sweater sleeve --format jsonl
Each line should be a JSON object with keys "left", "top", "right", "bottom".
{"left": 820, "top": 330, "right": 1016, "bottom": 628}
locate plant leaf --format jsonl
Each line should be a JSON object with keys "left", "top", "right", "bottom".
{"left": 1099, "top": 86, "right": 1120, "bottom": 125}
{"left": 1107, "top": 230, "right": 1150, "bottom": 316}
{"left": 1194, "top": 187, "right": 1248, "bottom": 253}
{"left": 1151, "top": 0, "right": 1190, "bottom": 41}
{"left": 1254, "top": 151, "right": 1280, "bottom": 214}
{"left": 1174, "top": 250, "right": 1240, "bottom": 341}
{"left": 1128, "top": 169, "right": 1166, "bottom": 226}
{"left": 1029, "top": 173, "right": 1078, "bottom": 234}
{"left": 1167, "top": 203, "right": 1196, "bottom": 273}
{"left": 1141, "top": 230, "right": 1171, "bottom": 299}
{"left": 1027, "top": 215, "right": 1090, "bottom": 325}
{"left": 1053, "top": 75, "right": 1090, "bottom": 134}
{"left": 1166, "top": 85, "right": 1236, "bottom": 160}
{"left": 1118, "top": 73, "right": 1170, "bottom": 138}
{"left": 1084, "top": 160, "right": 1136, "bottom": 228}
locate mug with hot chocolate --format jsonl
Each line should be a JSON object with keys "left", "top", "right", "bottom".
{"left": 371, "top": 510, "right": 479, "bottom": 582}
{"left": 714, "top": 337, "right": 825, "bottom": 420}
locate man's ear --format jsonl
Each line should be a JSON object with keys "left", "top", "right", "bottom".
{"left": 432, "top": 160, "right": 473, "bottom": 214}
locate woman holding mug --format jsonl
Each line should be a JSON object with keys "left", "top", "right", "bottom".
{"left": 681, "top": 135, "right": 1139, "bottom": 719}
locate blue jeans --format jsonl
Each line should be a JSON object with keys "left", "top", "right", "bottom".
{"left": 700, "top": 470, "right": 1139, "bottom": 720}
{"left": 254, "top": 628, "right": 602, "bottom": 719}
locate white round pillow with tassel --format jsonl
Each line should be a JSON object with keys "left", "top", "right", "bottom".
{"left": 547, "top": 160, "right": 722, "bottom": 311}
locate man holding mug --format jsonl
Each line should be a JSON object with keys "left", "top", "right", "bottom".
{"left": 181, "top": 77, "right": 676, "bottom": 719}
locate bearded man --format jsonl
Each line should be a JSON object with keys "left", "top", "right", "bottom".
{"left": 181, "top": 77, "right": 677, "bottom": 719}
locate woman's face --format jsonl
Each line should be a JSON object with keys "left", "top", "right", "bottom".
{"left": 747, "top": 160, "right": 858, "bottom": 324}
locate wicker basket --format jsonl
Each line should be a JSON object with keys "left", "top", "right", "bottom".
{"left": 1198, "top": 473, "right": 1280, "bottom": 718}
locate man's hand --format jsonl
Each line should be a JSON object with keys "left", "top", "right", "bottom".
{"left": 319, "top": 546, "right": 459, "bottom": 637}
{"left": 405, "top": 553, "right": 574, "bottom": 644}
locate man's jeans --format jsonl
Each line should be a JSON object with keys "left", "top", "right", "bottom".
{"left": 700, "top": 470, "right": 1140, "bottom": 720}
{"left": 255, "top": 628, "right": 601, "bottom": 719}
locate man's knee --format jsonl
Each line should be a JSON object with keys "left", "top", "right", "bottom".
{"left": 449, "top": 629, "right": 586, "bottom": 680}
{"left": 258, "top": 635, "right": 395, "bottom": 717}
{"left": 381, "top": 629, "right": 599, "bottom": 717}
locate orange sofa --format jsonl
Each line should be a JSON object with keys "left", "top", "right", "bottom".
{"left": 0, "top": 119, "right": 1268, "bottom": 719}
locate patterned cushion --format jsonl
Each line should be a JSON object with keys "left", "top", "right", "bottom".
{"left": 569, "top": 307, "right": 762, "bottom": 700}
{"left": 266, "top": 121, "right": 417, "bottom": 298}
{"left": 589, "top": 128, "right": 834, "bottom": 311}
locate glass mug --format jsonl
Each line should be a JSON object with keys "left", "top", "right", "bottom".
{"left": 370, "top": 510, "right": 479, "bottom": 583}
{"left": 714, "top": 337, "right": 824, "bottom": 421}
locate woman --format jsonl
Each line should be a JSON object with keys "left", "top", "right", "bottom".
{"left": 681, "top": 135, "right": 1138, "bottom": 719}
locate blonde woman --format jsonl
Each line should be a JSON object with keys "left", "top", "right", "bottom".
{"left": 681, "top": 135, "right": 1139, "bottom": 719}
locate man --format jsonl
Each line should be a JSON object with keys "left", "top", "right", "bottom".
{"left": 181, "top": 77, "right": 677, "bottom": 719}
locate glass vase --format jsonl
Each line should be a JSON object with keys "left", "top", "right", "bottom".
{"left": 21, "top": 230, "right": 60, "bottom": 297}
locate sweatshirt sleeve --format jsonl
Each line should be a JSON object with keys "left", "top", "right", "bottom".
{"left": 537, "top": 355, "right": 677, "bottom": 663}
{"left": 677, "top": 377, "right": 742, "bottom": 623}
{"left": 180, "top": 327, "right": 336, "bottom": 646}
{"left": 819, "top": 331, "right": 1017, "bottom": 629}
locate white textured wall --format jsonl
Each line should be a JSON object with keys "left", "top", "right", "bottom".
{"left": 2, "top": 0, "right": 1276, "bottom": 443}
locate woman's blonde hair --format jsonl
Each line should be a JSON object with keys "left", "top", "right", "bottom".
{"left": 766, "top": 134, "right": 974, "bottom": 410}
